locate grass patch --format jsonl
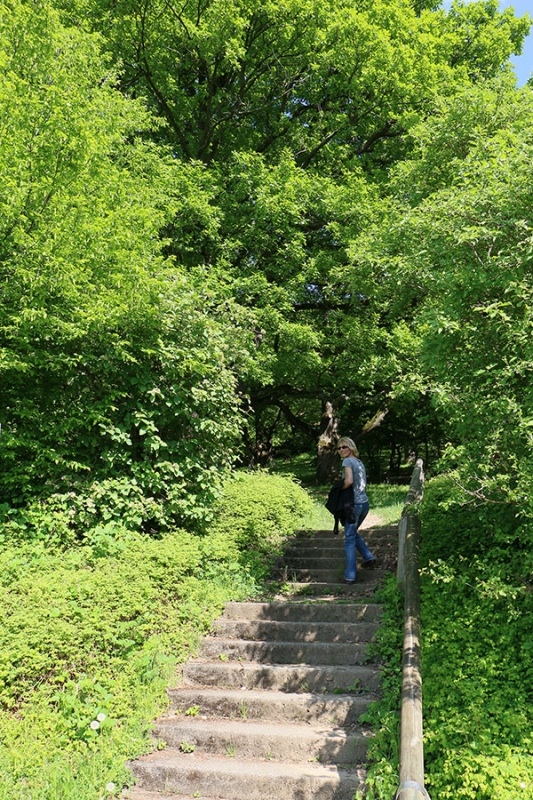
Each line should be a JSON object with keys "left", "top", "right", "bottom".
{"left": 271, "top": 452, "right": 318, "bottom": 485}
{"left": 366, "top": 485, "right": 407, "bottom": 527}
{"left": 298, "top": 484, "right": 407, "bottom": 530}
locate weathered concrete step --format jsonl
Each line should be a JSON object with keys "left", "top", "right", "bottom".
{"left": 293, "top": 528, "right": 397, "bottom": 541}
{"left": 289, "top": 533, "right": 397, "bottom": 546}
{"left": 281, "top": 551, "right": 339, "bottom": 561}
{"left": 182, "top": 661, "right": 381, "bottom": 693}
{"left": 123, "top": 792, "right": 226, "bottom": 800}
{"left": 281, "top": 557, "right": 380, "bottom": 569}
{"left": 292, "top": 542, "right": 395, "bottom": 552}
{"left": 282, "top": 556, "right": 343, "bottom": 567}
{"left": 278, "top": 568, "right": 387, "bottom": 583}
{"left": 212, "top": 619, "right": 379, "bottom": 643}
{"left": 222, "top": 601, "right": 382, "bottom": 623}
{"left": 129, "top": 750, "right": 366, "bottom": 800}
{"left": 168, "top": 687, "right": 372, "bottom": 725}
{"left": 200, "top": 638, "right": 369, "bottom": 665}
{"left": 268, "top": 580, "right": 381, "bottom": 597}
{"left": 123, "top": 793, "right": 221, "bottom": 800}
{"left": 287, "top": 534, "right": 397, "bottom": 546}
{"left": 152, "top": 718, "right": 369, "bottom": 763}
{"left": 281, "top": 550, "right": 391, "bottom": 564}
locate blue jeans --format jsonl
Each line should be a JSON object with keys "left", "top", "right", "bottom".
{"left": 344, "top": 501, "right": 373, "bottom": 581}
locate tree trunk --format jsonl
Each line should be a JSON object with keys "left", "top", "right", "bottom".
{"left": 316, "top": 399, "right": 342, "bottom": 484}
{"left": 244, "top": 404, "right": 282, "bottom": 468}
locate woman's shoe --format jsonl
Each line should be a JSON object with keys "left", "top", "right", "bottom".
{"left": 342, "top": 578, "right": 356, "bottom": 584}
{"left": 362, "top": 559, "right": 376, "bottom": 570}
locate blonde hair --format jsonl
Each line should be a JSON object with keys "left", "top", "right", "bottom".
{"left": 338, "top": 437, "right": 359, "bottom": 458}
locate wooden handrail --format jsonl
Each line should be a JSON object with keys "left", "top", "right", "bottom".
{"left": 395, "top": 459, "right": 430, "bottom": 800}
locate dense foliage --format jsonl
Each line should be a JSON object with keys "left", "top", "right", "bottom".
{"left": 24, "top": 0, "right": 529, "bottom": 468}
{"left": 360, "top": 71, "right": 533, "bottom": 793}
{"left": 0, "top": 0, "right": 244, "bottom": 527}
{"left": 2, "top": 0, "right": 533, "bottom": 796}
{"left": 2, "top": 0, "right": 531, "bottom": 491}
{"left": 210, "top": 470, "right": 313, "bottom": 579}
{"left": 362, "top": 80, "right": 533, "bottom": 513}
{"left": 419, "top": 477, "right": 533, "bottom": 799}
{"left": 359, "top": 574, "right": 404, "bottom": 800}
{"left": 0, "top": 471, "right": 311, "bottom": 800}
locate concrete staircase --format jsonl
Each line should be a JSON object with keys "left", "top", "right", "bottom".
{"left": 125, "top": 524, "right": 398, "bottom": 800}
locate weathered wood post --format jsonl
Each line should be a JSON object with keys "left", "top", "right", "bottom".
{"left": 395, "top": 459, "right": 430, "bottom": 800}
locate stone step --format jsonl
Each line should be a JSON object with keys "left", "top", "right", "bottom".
{"left": 129, "top": 750, "right": 366, "bottom": 800}
{"left": 288, "top": 525, "right": 398, "bottom": 544}
{"left": 222, "top": 601, "right": 382, "bottom": 623}
{"left": 282, "top": 555, "right": 341, "bottom": 565}
{"left": 211, "top": 618, "right": 379, "bottom": 643}
{"left": 284, "top": 540, "right": 384, "bottom": 549}
{"left": 167, "top": 687, "right": 372, "bottom": 725}
{"left": 281, "top": 550, "right": 392, "bottom": 564}
{"left": 292, "top": 528, "right": 397, "bottom": 541}
{"left": 268, "top": 580, "right": 381, "bottom": 598}
{"left": 123, "top": 792, "right": 226, "bottom": 800}
{"left": 199, "top": 637, "right": 369, "bottom": 665}
{"left": 281, "top": 557, "right": 377, "bottom": 569}
{"left": 296, "top": 541, "right": 391, "bottom": 552}
{"left": 152, "top": 717, "right": 369, "bottom": 763}
{"left": 289, "top": 531, "right": 397, "bottom": 542}
{"left": 125, "top": 522, "right": 398, "bottom": 800}
{"left": 277, "top": 568, "right": 387, "bottom": 584}
{"left": 182, "top": 661, "right": 381, "bottom": 693}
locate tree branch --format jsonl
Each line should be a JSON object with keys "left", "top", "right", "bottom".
{"left": 358, "top": 407, "right": 389, "bottom": 437}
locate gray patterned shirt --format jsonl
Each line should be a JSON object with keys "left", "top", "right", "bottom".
{"left": 342, "top": 456, "right": 369, "bottom": 505}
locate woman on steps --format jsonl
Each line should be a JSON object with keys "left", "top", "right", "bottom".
{"left": 338, "top": 437, "right": 376, "bottom": 584}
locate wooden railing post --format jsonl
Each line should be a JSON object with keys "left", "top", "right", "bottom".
{"left": 395, "top": 459, "right": 430, "bottom": 800}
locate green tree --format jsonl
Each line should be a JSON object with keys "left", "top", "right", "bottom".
{"left": 61, "top": 0, "right": 527, "bottom": 470}
{"left": 358, "top": 80, "right": 533, "bottom": 514}
{"left": 0, "top": 0, "right": 240, "bottom": 527}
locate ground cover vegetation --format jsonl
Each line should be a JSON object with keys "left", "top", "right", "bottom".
{"left": 0, "top": 470, "right": 311, "bottom": 800}
{"left": 2, "top": 0, "right": 533, "bottom": 796}
{"left": 418, "top": 478, "right": 533, "bottom": 799}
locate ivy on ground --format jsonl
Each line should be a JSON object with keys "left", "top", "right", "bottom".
{"left": 420, "top": 476, "right": 533, "bottom": 800}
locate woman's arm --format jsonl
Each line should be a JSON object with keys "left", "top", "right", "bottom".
{"left": 342, "top": 466, "right": 353, "bottom": 489}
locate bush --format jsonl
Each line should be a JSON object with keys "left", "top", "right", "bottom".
{"left": 419, "top": 473, "right": 530, "bottom": 563}
{"left": 0, "top": 470, "right": 313, "bottom": 798}
{"left": 0, "top": 522, "right": 256, "bottom": 799}
{"left": 208, "top": 470, "right": 314, "bottom": 579}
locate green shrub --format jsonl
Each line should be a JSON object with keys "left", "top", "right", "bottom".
{"left": 0, "top": 522, "right": 256, "bottom": 799}
{"left": 208, "top": 470, "right": 313, "bottom": 578}
{"left": 419, "top": 474, "right": 530, "bottom": 563}
{"left": 0, "top": 469, "right": 229, "bottom": 548}
{"left": 0, "top": 469, "right": 313, "bottom": 797}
